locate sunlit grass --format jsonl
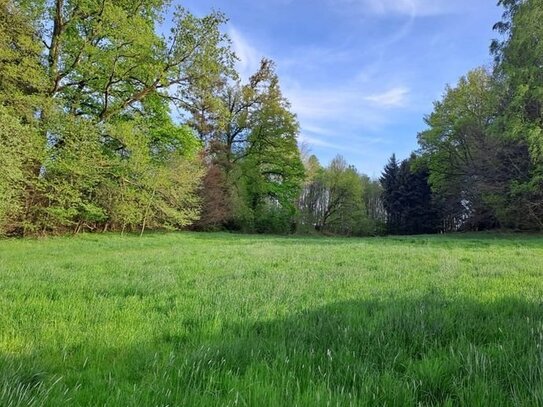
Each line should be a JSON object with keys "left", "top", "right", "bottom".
{"left": 1, "top": 232, "right": 543, "bottom": 405}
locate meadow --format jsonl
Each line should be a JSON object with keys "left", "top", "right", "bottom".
{"left": 1, "top": 232, "right": 543, "bottom": 406}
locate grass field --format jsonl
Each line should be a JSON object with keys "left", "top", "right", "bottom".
{"left": 1, "top": 232, "right": 543, "bottom": 406}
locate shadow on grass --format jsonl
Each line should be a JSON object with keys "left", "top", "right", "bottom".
{"left": 188, "top": 295, "right": 543, "bottom": 405}
{"left": 3, "top": 294, "right": 543, "bottom": 406}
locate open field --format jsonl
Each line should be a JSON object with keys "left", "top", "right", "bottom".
{"left": 1, "top": 233, "right": 543, "bottom": 406}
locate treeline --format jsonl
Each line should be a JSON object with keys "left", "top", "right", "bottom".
{"left": 298, "top": 0, "right": 543, "bottom": 236}
{"left": 0, "top": 0, "right": 304, "bottom": 236}
{"left": 1, "top": 0, "right": 542, "bottom": 237}
{"left": 298, "top": 155, "right": 384, "bottom": 236}
{"left": 380, "top": 0, "right": 543, "bottom": 234}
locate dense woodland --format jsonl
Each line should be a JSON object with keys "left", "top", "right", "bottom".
{"left": 0, "top": 0, "right": 542, "bottom": 236}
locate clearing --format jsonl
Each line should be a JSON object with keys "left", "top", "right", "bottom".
{"left": 1, "top": 233, "right": 543, "bottom": 406}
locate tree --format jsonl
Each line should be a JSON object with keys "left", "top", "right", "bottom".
{"left": 94, "top": 119, "right": 203, "bottom": 235}
{"left": 379, "top": 154, "right": 441, "bottom": 235}
{"left": 417, "top": 69, "right": 508, "bottom": 230}
{"left": 490, "top": 0, "right": 543, "bottom": 228}
{"left": 397, "top": 156, "right": 441, "bottom": 235}
{"left": 188, "top": 59, "right": 305, "bottom": 233}
{"left": 298, "top": 154, "right": 384, "bottom": 236}
{"left": 0, "top": 0, "right": 47, "bottom": 235}
{"left": 0, "top": 0, "right": 46, "bottom": 117}
{"left": 238, "top": 65, "right": 305, "bottom": 233}
{"left": 0, "top": 107, "right": 43, "bottom": 235}
{"left": 380, "top": 154, "right": 402, "bottom": 233}
{"left": 193, "top": 161, "right": 233, "bottom": 230}
{"left": 315, "top": 156, "right": 364, "bottom": 235}
{"left": 360, "top": 175, "right": 386, "bottom": 235}
{"left": 492, "top": 0, "right": 543, "bottom": 157}
{"left": 298, "top": 155, "right": 327, "bottom": 232}
{"left": 18, "top": 0, "right": 234, "bottom": 121}
{"left": 0, "top": 0, "right": 238, "bottom": 235}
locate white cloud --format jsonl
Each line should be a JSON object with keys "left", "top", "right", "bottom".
{"left": 364, "top": 86, "right": 410, "bottom": 107}
{"left": 331, "top": 0, "right": 456, "bottom": 17}
{"left": 299, "top": 134, "right": 348, "bottom": 151}
{"left": 284, "top": 81, "right": 410, "bottom": 133}
{"left": 302, "top": 124, "right": 335, "bottom": 137}
{"left": 228, "top": 27, "right": 263, "bottom": 81}
{"left": 225, "top": 22, "right": 411, "bottom": 160}
{"left": 300, "top": 127, "right": 387, "bottom": 151}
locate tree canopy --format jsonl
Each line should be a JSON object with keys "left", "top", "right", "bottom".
{"left": 2, "top": 0, "right": 543, "bottom": 237}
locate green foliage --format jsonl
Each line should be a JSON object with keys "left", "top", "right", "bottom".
{"left": 2, "top": 233, "right": 543, "bottom": 405}
{"left": 298, "top": 155, "right": 381, "bottom": 236}
{"left": 0, "top": 0, "right": 48, "bottom": 235}
{"left": 415, "top": 70, "right": 495, "bottom": 230}
{"left": 0, "top": 0, "right": 372, "bottom": 237}
{"left": 380, "top": 154, "right": 401, "bottom": 233}
{"left": 418, "top": 69, "right": 498, "bottom": 196}
{"left": 414, "top": 0, "right": 543, "bottom": 231}
{"left": 33, "top": 113, "right": 106, "bottom": 232}
{"left": 236, "top": 73, "right": 305, "bottom": 233}
{"left": 321, "top": 156, "right": 365, "bottom": 235}
{"left": 98, "top": 119, "right": 204, "bottom": 233}
{"left": 491, "top": 0, "right": 543, "bottom": 228}
{"left": 298, "top": 155, "right": 327, "bottom": 233}
{"left": 0, "top": 0, "right": 243, "bottom": 235}
{"left": 0, "top": 107, "right": 43, "bottom": 235}
{"left": 188, "top": 59, "right": 305, "bottom": 234}
{"left": 493, "top": 0, "right": 543, "bottom": 154}
{"left": 396, "top": 156, "right": 441, "bottom": 234}
{"left": 380, "top": 154, "right": 441, "bottom": 235}
{"left": 360, "top": 174, "right": 386, "bottom": 235}
{"left": 0, "top": 0, "right": 46, "bottom": 117}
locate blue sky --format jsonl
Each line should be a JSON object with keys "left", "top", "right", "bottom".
{"left": 180, "top": 0, "right": 503, "bottom": 177}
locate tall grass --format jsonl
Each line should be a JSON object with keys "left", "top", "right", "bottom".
{"left": 1, "top": 233, "right": 542, "bottom": 405}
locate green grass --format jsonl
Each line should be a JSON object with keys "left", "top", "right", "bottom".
{"left": 1, "top": 232, "right": 543, "bottom": 406}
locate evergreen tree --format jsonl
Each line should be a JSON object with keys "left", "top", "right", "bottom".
{"left": 380, "top": 154, "right": 401, "bottom": 233}
{"left": 396, "top": 156, "right": 441, "bottom": 235}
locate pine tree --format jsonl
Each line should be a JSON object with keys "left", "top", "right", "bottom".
{"left": 396, "top": 156, "right": 441, "bottom": 235}
{"left": 380, "top": 154, "right": 401, "bottom": 234}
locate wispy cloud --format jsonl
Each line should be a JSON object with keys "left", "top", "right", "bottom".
{"left": 284, "top": 82, "right": 410, "bottom": 131}
{"left": 226, "top": 30, "right": 398, "bottom": 129}
{"left": 332, "top": 0, "right": 456, "bottom": 17}
{"left": 183, "top": 0, "right": 501, "bottom": 174}
{"left": 223, "top": 19, "right": 417, "bottom": 173}
{"left": 300, "top": 127, "right": 387, "bottom": 150}
{"left": 287, "top": 82, "right": 407, "bottom": 156}
{"left": 228, "top": 26, "right": 263, "bottom": 80}
{"left": 364, "top": 87, "right": 410, "bottom": 107}
{"left": 227, "top": 24, "right": 413, "bottom": 135}
{"left": 299, "top": 134, "right": 348, "bottom": 151}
